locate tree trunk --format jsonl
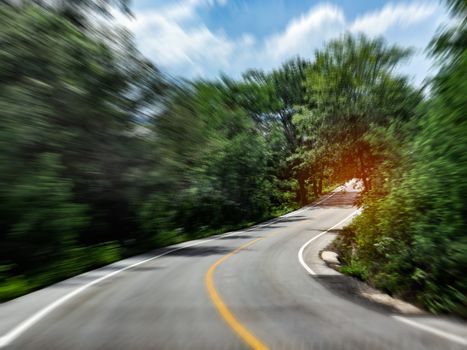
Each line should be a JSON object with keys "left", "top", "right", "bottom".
{"left": 312, "top": 179, "right": 318, "bottom": 198}
{"left": 298, "top": 176, "right": 308, "bottom": 206}
{"left": 362, "top": 176, "right": 370, "bottom": 192}
{"left": 357, "top": 147, "right": 371, "bottom": 192}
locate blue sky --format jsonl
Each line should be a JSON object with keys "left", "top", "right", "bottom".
{"left": 117, "top": 0, "right": 449, "bottom": 84}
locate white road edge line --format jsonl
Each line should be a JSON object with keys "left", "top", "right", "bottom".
{"left": 0, "top": 188, "right": 342, "bottom": 347}
{"left": 298, "top": 210, "right": 359, "bottom": 276}
{"left": 0, "top": 235, "right": 225, "bottom": 348}
{"left": 297, "top": 210, "right": 467, "bottom": 347}
{"left": 393, "top": 315, "right": 467, "bottom": 347}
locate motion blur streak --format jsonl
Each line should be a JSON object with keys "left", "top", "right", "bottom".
{"left": 1, "top": 0, "right": 467, "bottom": 349}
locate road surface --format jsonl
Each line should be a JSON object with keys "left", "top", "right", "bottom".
{"left": 1, "top": 182, "right": 466, "bottom": 349}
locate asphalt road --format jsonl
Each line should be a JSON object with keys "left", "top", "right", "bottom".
{"left": 1, "top": 182, "right": 466, "bottom": 349}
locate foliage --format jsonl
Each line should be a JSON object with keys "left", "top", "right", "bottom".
{"left": 299, "top": 33, "right": 420, "bottom": 192}
{"left": 0, "top": 3, "right": 291, "bottom": 299}
{"left": 2, "top": 0, "right": 132, "bottom": 28}
{"left": 0, "top": 4, "right": 163, "bottom": 293}
{"left": 140, "top": 81, "right": 281, "bottom": 234}
{"left": 334, "top": 0, "right": 467, "bottom": 316}
{"left": 0, "top": 0, "right": 465, "bottom": 319}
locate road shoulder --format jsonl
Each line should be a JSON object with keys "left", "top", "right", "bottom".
{"left": 301, "top": 230, "right": 467, "bottom": 346}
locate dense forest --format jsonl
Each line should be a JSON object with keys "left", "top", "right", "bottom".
{"left": 0, "top": 0, "right": 465, "bottom": 316}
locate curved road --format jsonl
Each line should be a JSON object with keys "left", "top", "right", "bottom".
{"left": 1, "top": 182, "right": 466, "bottom": 349}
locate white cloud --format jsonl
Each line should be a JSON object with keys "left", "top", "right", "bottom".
{"left": 350, "top": 2, "right": 439, "bottom": 36}
{"left": 116, "top": 0, "right": 236, "bottom": 76}
{"left": 161, "top": 0, "right": 227, "bottom": 22}
{"left": 240, "top": 33, "right": 255, "bottom": 47}
{"left": 117, "top": 1, "right": 447, "bottom": 82}
{"left": 263, "top": 4, "right": 345, "bottom": 65}
{"left": 142, "top": 22, "right": 234, "bottom": 71}
{"left": 348, "top": 2, "right": 444, "bottom": 85}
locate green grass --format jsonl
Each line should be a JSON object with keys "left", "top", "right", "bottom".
{"left": 0, "top": 242, "right": 121, "bottom": 302}
{"left": 0, "top": 205, "right": 301, "bottom": 303}
{"left": 338, "top": 261, "right": 369, "bottom": 281}
{"left": 0, "top": 187, "right": 341, "bottom": 303}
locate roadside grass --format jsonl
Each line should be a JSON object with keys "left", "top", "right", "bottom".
{"left": 0, "top": 187, "right": 340, "bottom": 303}
{"left": 0, "top": 204, "right": 301, "bottom": 303}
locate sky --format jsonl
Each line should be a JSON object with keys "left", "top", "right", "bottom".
{"left": 115, "top": 0, "right": 450, "bottom": 84}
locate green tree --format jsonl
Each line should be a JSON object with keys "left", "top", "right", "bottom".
{"left": 335, "top": 1, "right": 467, "bottom": 316}
{"left": 1, "top": 154, "right": 88, "bottom": 266}
{"left": 2, "top": 0, "right": 132, "bottom": 28}
{"left": 222, "top": 58, "right": 312, "bottom": 204}
{"left": 300, "top": 33, "right": 419, "bottom": 192}
{"left": 0, "top": 5, "right": 163, "bottom": 276}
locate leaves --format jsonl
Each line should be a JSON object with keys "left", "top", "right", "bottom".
{"left": 334, "top": 8, "right": 467, "bottom": 316}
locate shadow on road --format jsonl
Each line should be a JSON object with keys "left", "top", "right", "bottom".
{"left": 312, "top": 274, "right": 405, "bottom": 315}
{"left": 158, "top": 245, "right": 232, "bottom": 257}
{"left": 314, "top": 191, "right": 359, "bottom": 207}
{"left": 253, "top": 216, "right": 308, "bottom": 231}
{"left": 218, "top": 235, "right": 255, "bottom": 240}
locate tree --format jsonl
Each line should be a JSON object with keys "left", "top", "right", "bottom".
{"left": 335, "top": 1, "right": 467, "bottom": 316}
{"left": 222, "top": 58, "right": 312, "bottom": 204}
{"left": 141, "top": 80, "right": 278, "bottom": 233}
{"left": 301, "top": 33, "right": 419, "bottom": 191}
{"left": 2, "top": 0, "right": 132, "bottom": 28}
{"left": 0, "top": 4, "right": 164, "bottom": 264}
{"left": 1, "top": 154, "right": 88, "bottom": 266}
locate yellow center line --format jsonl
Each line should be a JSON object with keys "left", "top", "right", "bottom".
{"left": 205, "top": 237, "right": 270, "bottom": 350}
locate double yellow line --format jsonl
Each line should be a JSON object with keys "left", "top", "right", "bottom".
{"left": 205, "top": 238, "right": 270, "bottom": 350}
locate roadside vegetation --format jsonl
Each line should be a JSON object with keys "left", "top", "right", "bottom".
{"left": 0, "top": 0, "right": 465, "bottom": 316}
{"left": 334, "top": 0, "right": 467, "bottom": 317}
